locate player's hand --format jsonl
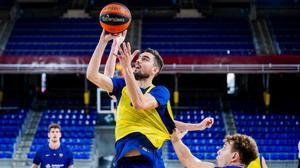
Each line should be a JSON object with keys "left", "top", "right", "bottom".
{"left": 99, "top": 29, "right": 122, "bottom": 44}
{"left": 112, "top": 30, "right": 127, "bottom": 48}
{"left": 114, "top": 42, "right": 139, "bottom": 68}
{"left": 197, "top": 117, "right": 214, "bottom": 130}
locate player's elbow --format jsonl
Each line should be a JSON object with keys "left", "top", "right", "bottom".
{"left": 132, "top": 101, "right": 147, "bottom": 110}
{"left": 176, "top": 149, "right": 195, "bottom": 167}
{"left": 132, "top": 103, "right": 143, "bottom": 110}
{"left": 179, "top": 157, "right": 192, "bottom": 168}
{"left": 86, "top": 70, "right": 98, "bottom": 82}
{"left": 86, "top": 70, "right": 93, "bottom": 80}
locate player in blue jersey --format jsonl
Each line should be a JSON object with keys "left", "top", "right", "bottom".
{"left": 31, "top": 123, "right": 73, "bottom": 168}
{"left": 171, "top": 129, "right": 259, "bottom": 168}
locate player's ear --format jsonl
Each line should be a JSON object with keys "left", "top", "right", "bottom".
{"left": 152, "top": 66, "right": 159, "bottom": 76}
{"left": 231, "top": 152, "right": 239, "bottom": 162}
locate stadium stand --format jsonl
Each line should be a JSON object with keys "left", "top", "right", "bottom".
{"left": 142, "top": 18, "right": 256, "bottom": 56}
{"left": 3, "top": 18, "right": 107, "bottom": 56}
{"left": 0, "top": 108, "right": 27, "bottom": 158}
{"left": 4, "top": 17, "right": 256, "bottom": 58}
{"left": 267, "top": 17, "right": 300, "bottom": 55}
{"left": 0, "top": 0, "right": 15, "bottom": 10}
{"left": 257, "top": 0, "right": 300, "bottom": 7}
{"left": 234, "top": 111, "right": 299, "bottom": 160}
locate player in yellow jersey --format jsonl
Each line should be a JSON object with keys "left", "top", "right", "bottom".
{"left": 87, "top": 30, "right": 213, "bottom": 168}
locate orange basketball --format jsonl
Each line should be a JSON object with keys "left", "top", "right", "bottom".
{"left": 99, "top": 3, "right": 131, "bottom": 34}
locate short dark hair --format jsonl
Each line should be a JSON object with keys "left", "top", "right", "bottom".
{"left": 144, "top": 48, "right": 164, "bottom": 74}
{"left": 224, "top": 134, "right": 258, "bottom": 166}
{"left": 48, "top": 123, "right": 61, "bottom": 132}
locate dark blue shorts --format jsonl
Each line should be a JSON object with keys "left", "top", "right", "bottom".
{"left": 116, "top": 155, "right": 152, "bottom": 168}
{"left": 113, "top": 133, "right": 165, "bottom": 168}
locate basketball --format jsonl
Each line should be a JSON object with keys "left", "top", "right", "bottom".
{"left": 99, "top": 3, "right": 131, "bottom": 34}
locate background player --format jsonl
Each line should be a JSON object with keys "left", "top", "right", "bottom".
{"left": 32, "top": 123, "right": 73, "bottom": 168}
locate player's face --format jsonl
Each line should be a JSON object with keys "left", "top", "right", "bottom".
{"left": 48, "top": 128, "right": 61, "bottom": 143}
{"left": 216, "top": 142, "right": 237, "bottom": 166}
{"left": 133, "top": 52, "right": 158, "bottom": 80}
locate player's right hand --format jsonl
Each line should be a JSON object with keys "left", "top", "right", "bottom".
{"left": 112, "top": 30, "right": 127, "bottom": 48}
{"left": 100, "top": 29, "right": 123, "bottom": 43}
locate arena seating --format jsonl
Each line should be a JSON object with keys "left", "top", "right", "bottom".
{"left": 27, "top": 108, "right": 96, "bottom": 159}
{"left": 4, "top": 17, "right": 256, "bottom": 58}
{"left": 0, "top": 109, "right": 27, "bottom": 158}
{"left": 0, "top": 0, "right": 15, "bottom": 10}
{"left": 4, "top": 18, "right": 108, "bottom": 56}
{"left": 46, "top": 99, "right": 85, "bottom": 107}
{"left": 168, "top": 110, "right": 225, "bottom": 160}
{"left": 234, "top": 112, "right": 299, "bottom": 160}
{"left": 257, "top": 0, "right": 300, "bottom": 7}
{"left": 142, "top": 18, "right": 256, "bottom": 56}
{"left": 267, "top": 17, "right": 300, "bottom": 55}
{"left": 86, "top": 0, "right": 177, "bottom": 9}
{"left": 179, "top": 98, "right": 221, "bottom": 111}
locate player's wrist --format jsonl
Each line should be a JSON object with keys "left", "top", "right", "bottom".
{"left": 197, "top": 123, "right": 205, "bottom": 130}
{"left": 123, "top": 66, "right": 133, "bottom": 74}
{"left": 99, "top": 37, "right": 109, "bottom": 45}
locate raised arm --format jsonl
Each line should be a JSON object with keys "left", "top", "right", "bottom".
{"left": 171, "top": 129, "right": 215, "bottom": 168}
{"left": 104, "top": 30, "right": 127, "bottom": 77}
{"left": 86, "top": 30, "right": 116, "bottom": 92}
{"left": 175, "top": 117, "right": 214, "bottom": 132}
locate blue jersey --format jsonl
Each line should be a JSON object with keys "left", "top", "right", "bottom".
{"left": 110, "top": 77, "right": 175, "bottom": 167}
{"left": 33, "top": 144, "right": 73, "bottom": 168}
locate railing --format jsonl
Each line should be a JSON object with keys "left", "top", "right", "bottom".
{"left": 0, "top": 64, "right": 299, "bottom": 74}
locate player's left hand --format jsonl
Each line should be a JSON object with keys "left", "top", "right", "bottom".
{"left": 197, "top": 117, "right": 214, "bottom": 130}
{"left": 114, "top": 42, "right": 139, "bottom": 68}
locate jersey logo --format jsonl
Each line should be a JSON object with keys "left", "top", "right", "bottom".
{"left": 139, "top": 145, "right": 150, "bottom": 153}
{"left": 45, "top": 154, "right": 50, "bottom": 157}
{"left": 59, "top": 153, "right": 63, "bottom": 157}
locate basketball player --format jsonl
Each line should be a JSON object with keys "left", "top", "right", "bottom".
{"left": 32, "top": 123, "right": 73, "bottom": 168}
{"left": 171, "top": 129, "right": 259, "bottom": 168}
{"left": 86, "top": 30, "right": 213, "bottom": 168}
{"left": 103, "top": 30, "right": 214, "bottom": 133}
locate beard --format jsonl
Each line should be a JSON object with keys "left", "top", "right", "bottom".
{"left": 134, "top": 71, "right": 150, "bottom": 80}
